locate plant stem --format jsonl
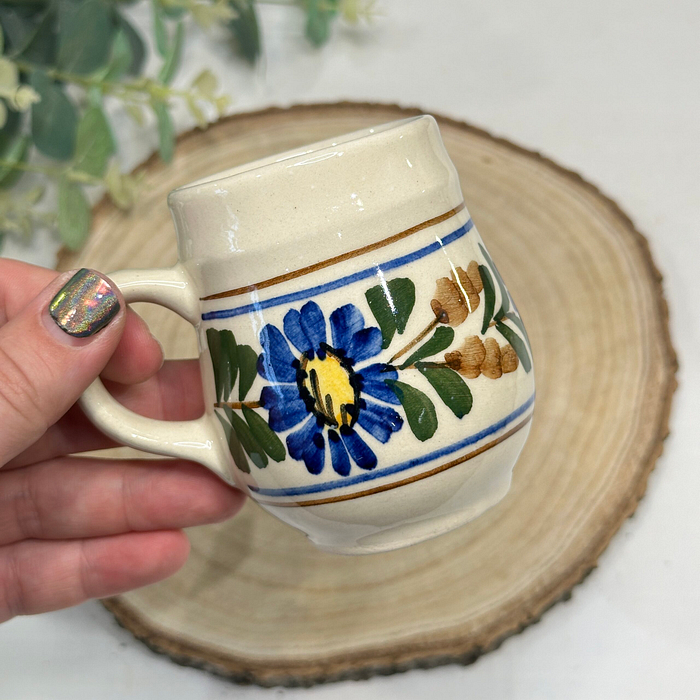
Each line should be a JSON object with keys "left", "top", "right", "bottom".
{"left": 400, "top": 361, "right": 448, "bottom": 370}
{"left": 0, "top": 159, "right": 62, "bottom": 177}
{"left": 255, "top": 0, "right": 348, "bottom": 8}
{"left": 14, "top": 59, "right": 193, "bottom": 103}
{"left": 0, "top": 159, "right": 102, "bottom": 186}
{"left": 256, "top": 0, "right": 299, "bottom": 6}
{"left": 388, "top": 316, "right": 440, "bottom": 363}
{"left": 15, "top": 60, "right": 104, "bottom": 88}
{"left": 215, "top": 400, "right": 262, "bottom": 410}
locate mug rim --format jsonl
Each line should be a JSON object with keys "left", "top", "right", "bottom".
{"left": 167, "top": 115, "right": 426, "bottom": 204}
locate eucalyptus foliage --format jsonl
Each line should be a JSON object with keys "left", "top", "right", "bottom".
{"left": 0, "top": 0, "right": 375, "bottom": 252}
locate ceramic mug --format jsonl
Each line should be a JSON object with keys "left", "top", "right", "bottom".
{"left": 80, "top": 116, "right": 535, "bottom": 554}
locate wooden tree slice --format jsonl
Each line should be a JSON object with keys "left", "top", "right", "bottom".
{"left": 58, "top": 103, "right": 677, "bottom": 687}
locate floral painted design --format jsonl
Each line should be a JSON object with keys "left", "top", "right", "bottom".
{"left": 255, "top": 301, "right": 403, "bottom": 475}
{"left": 208, "top": 245, "right": 532, "bottom": 477}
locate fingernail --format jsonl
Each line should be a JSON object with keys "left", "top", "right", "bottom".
{"left": 48, "top": 269, "right": 120, "bottom": 338}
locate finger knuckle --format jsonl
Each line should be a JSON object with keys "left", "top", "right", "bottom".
{"left": 12, "top": 469, "right": 44, "bottom": 540}
{"left": 0, "top": 548, "right": 30, "bottom": 620}
{"left": 77, "top": 541, "right": 97, "bottom": 601}
{"left": 120, "top": 468, "right": 138, "bottom": 532}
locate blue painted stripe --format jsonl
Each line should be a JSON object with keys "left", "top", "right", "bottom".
{"left": 249, "top": 392, "right": 535, "bottom": 498}
{"left": 202, "top": 219, "right": 474, "bottom": 321}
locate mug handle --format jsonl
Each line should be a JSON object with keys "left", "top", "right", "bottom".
{"left": 79, "top": 265, "right": 235, "bottom": 485}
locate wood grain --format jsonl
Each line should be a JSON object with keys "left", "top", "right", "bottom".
{"left": 58, "top": 103, "right": 677, "bottom": 687}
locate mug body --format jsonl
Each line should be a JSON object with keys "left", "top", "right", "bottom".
{"left": 168, "top": 116, "right": 535, "bottom": 554}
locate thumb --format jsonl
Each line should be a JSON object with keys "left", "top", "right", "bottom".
{"left": 0, "top": 268, "right": 125, "bottom": 465}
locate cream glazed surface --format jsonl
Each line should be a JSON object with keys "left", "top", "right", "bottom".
{"left": 80, "top": 116, "right": 535, "bottom": 554}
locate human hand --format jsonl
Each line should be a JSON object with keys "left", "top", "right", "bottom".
{"left": 0, "top": 260, "right": 244, "bottom": 623}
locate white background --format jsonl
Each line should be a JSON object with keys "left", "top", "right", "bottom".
{"left": 2, "top": 1, "right": 699, "bottom": 698}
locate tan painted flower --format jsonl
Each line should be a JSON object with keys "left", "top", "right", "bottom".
{"left": 464, "top": 260, "right": 484, "bottom": 293}
{"left": 481, "top": 338, "right": 502, "bottom": 379}
{"left": 445, "top": 335, "right": 519, "bottom": 378}
{"left": 501, "top": 344, "right": 519, "bottom": 374}
{"left": 431, "top": 261, "right": 482, "bottom": 326}
{"left": 445, "top": 335, "right": 485, "bottom": 378}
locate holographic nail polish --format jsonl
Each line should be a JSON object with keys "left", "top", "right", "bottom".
{"left": 48, "top": 269, "right": 120, "bottom": 338}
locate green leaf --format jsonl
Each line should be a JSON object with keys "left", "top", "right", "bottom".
{"left": 57, "top": 179, "right": 90, "bottom": 251}
{"left": 495, "top": 321, "right": 532, "bottom": 373}
{"left": 479, "top": 242, "right": 510, "bottom": 320}
{"left": 214, "top": 95, "right": 230, "bottom": 116}
{"left": 229, "top": 0, "right": 261, "bottom": 64}
{"left": 192, "top": 69, "right": 217, "bottom": 97}
{"left": 242, "top": 406, "right": 285, "bottom": 462}
{"left": 104, "top": 29, "right": 132, "bottom": 81}
{"left": 207, "top": 328, "right": 238, "bottom": 402}
{"left": 152, "top": 2, "right": 168, "bottom": 57}
{"left": 505, "top": 311, "right": 532, "bottom": 350}
{"left": 479, "top": 264, "right": 495, "bottom": 334}
{"left": 305, "top": 0, "right": 339, "bottom": 46}
{"left": 0, "top": 110, "right": 28, "bottom": 188}
{"left": 390, "top": 278, "right": 416, "bottom": 334}
{"left": 0, "top": 6, "right": 48, "bottom": 57}
{"left": 416, "top": 364, "right": 472, "bottom": 418}
{"left": 186, "top": 96, "right": 206, "bottom": 129}
{"left": 216, "top": 410, "right": 249, "bottom": 473}
{"left": 478, "top": 243, "right": 497, "bottom": 279}
{"left": 219, "top": 329, "right": 239, "bottom": 400}
{"left": 206, "top": 328, "right": 224, "bottom": 402}
{"left": 73, "top": 106, "right": 115, "bottom": 177}
{"left": 161, "top": 4, "right": 188, "bottom": 20}
{"left": 14, "top": 6, "right": 58, "bottom": 65}
{"left": 153, "top": 101, "right": 174, "bottom": 163}
{"left": 385, "top": 380, "right": 437, "bottom": 442}
{"left": 104, "top": 162, "right": 140, "bottom": 209}
{"left": 229, "top": 409, "right": 267, "bottom": 468}
{"left": 86, "top": 85, "right": 102, "bottom": 108}
{"left": 0, "top": 134, "right": 29, "bottom": 189}
{"left": 57, "top": 0, "right": 114, "bottom": 75}
{"left": 365, "top": 285, "right": 395, "bottom": 349}
{"left": 158, "top": 20, "right": 184, "bottom": 85}
{"left": 30, "top": 71, "right": 78, "bottom": 160}
{"left": 0, "top": 106, "right": 20, "bottom": 150}
{"left": 399, "top": 326, "right": 455, "bottom": 369}
{"left": 495, "top": 297, "right": 510, "bottom": 321}
{"left": 366, "top": 278, "right": 416, "bottom": 349}
{"left": 237, "top": 344, "right": 258, "bottom": 401}
{"left": 116, "top": 14, "right": 146, "bottom": 75}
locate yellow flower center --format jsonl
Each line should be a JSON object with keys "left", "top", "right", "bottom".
{"left": 301, "top": 349, "right": 357, "bottom": 427}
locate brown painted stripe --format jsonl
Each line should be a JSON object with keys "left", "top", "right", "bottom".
{"left": 254, "top": 413, "right": 532, "bottom": 508}
{"left": 201, "top": 201, "right": 467, "bottom": 301}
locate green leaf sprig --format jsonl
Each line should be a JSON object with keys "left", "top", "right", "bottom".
{"left": 207, "top": 328, "right": 285, "bottom": 472}
{"left": 0, "top": 0, "right": 376, "bottom": 253}
{"left": 477, "top": 243, "right": 533, "bottom": 372}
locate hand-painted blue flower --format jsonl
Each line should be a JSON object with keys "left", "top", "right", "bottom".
{"left": 258, "top": 301, "right": 403, "bottom": 476}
